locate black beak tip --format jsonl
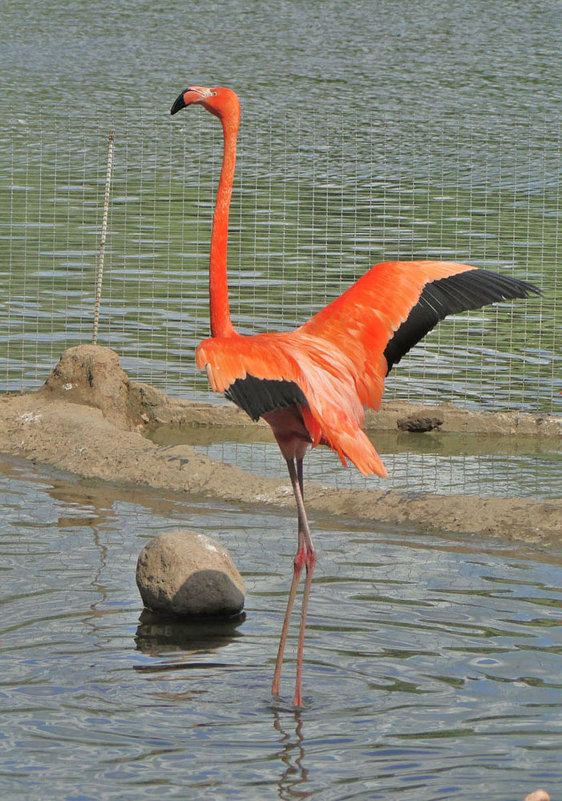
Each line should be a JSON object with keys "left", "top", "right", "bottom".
{"left": 170, "top": 89, "right": 190, "bottom": 116}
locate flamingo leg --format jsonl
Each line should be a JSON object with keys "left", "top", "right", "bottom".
{"left": 272, "top": 458, "right": 306, "bottom": 698}
{"left": 272, "top": 457, "right": 316, "bottom": 707}
{"left": 291, "top": 457, "right": 316, "bottom": 708}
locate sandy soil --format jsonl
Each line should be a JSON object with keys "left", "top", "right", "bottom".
{"left": 1, "top": 345, "right": 560, "bottom": 545}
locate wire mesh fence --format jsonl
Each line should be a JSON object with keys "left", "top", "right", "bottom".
{"left": 0, "top": 111, "right": 560, "bottom": 500}
{"left": 1, "top": 111, "right": 559, "bottom": 411}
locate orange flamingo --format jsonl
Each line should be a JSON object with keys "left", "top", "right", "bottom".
{"left": 171, "top": 85, "right": 539, "bottom": 707}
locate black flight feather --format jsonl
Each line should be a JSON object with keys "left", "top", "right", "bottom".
{"left": 383, "top": 269, "right": 540, "bottom": 373}
{"left": 225, "top": 374, "right": 309, "bottom": 421}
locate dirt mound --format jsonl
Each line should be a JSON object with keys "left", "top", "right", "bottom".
{"left": 0, "top": 345, "right": 560, "bottom": 545}
{"left": 40, "top": 344, "right": 142, "bottom": 430}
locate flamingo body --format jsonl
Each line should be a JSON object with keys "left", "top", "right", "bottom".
{"left": 196, "top": 258, "right": 536, "bottom": 475}
{"left": 171, "top": 85, "right": 539, "bottom": 707}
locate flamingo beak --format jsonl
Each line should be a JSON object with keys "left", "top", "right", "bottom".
{"left": 171, "top": 86, "right": 215, "bottom": 115}
{"left": 170, "top": 88, "right": 204, "bottom": 115}
{"left": 170, "top": 89, "right": 191, "bottom": 115}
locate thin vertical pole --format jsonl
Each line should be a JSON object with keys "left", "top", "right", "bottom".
{"left": 92, "top": 130, "right": 115, "bottom": 345}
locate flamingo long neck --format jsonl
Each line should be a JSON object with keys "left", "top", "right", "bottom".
{"left": 209, "top": 113, "right": 239, "bottom": 338}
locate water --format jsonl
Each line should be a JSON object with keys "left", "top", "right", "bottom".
{"left": 1, "top": 5, "right": 561, "bottom": 797}
{"left": 0, "top": 0, "right": 560, "bottom": 410}
{"left": 1, "top": 456, "right": 561, "bottom": 800}
{"left": 148, "top": 426, "right": 562, "bottom": 500}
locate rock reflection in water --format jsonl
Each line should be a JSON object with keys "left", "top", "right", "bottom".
{"left": 135, "top": 608, "right": 246, "bottom": 660}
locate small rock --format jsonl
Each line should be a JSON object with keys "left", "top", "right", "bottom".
{"left": 397, "top": 414, "right": 443, "bottom": 432}
{"left": 136, "top": 530, "right": 245, "bottom": 618}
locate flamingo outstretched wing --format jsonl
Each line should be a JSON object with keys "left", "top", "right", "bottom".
{"left": 301, "top": 260, "right": 539, "bottom": 409}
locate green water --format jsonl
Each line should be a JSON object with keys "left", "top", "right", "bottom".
{"left": 0, "top": 1, "right": 560, "bottom": 411}
{"left": 147, "top": 425, "right": 562, "bottom": 500}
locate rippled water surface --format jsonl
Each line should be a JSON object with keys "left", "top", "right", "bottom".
{"left": 1, "top": 457, "right": 561, "bottom": 800}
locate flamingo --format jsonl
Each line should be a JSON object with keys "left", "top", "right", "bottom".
{"left": 170, "top": 85, "right": 539, "bottom": 707}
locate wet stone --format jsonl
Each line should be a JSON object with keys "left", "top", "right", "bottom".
{"left": 397, "top": 413, "right": 443, "bottom": 432}
{"left": 136, "top": 530, "right": 245, "bottom": 618}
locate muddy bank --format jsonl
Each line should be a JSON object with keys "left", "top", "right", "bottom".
{"left": 0, "top": 345, "right": 560, "bottom": 545}
{"left": 131, "top": 378, "right": 561, "bottom": 439}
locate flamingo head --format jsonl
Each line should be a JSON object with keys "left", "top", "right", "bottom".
{"left": 170, "top": 86, "right": 240, "bottom": 125}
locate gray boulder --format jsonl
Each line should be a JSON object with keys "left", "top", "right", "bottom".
{"left": 136, "top": 530, "right": 245, "bottom": 618}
